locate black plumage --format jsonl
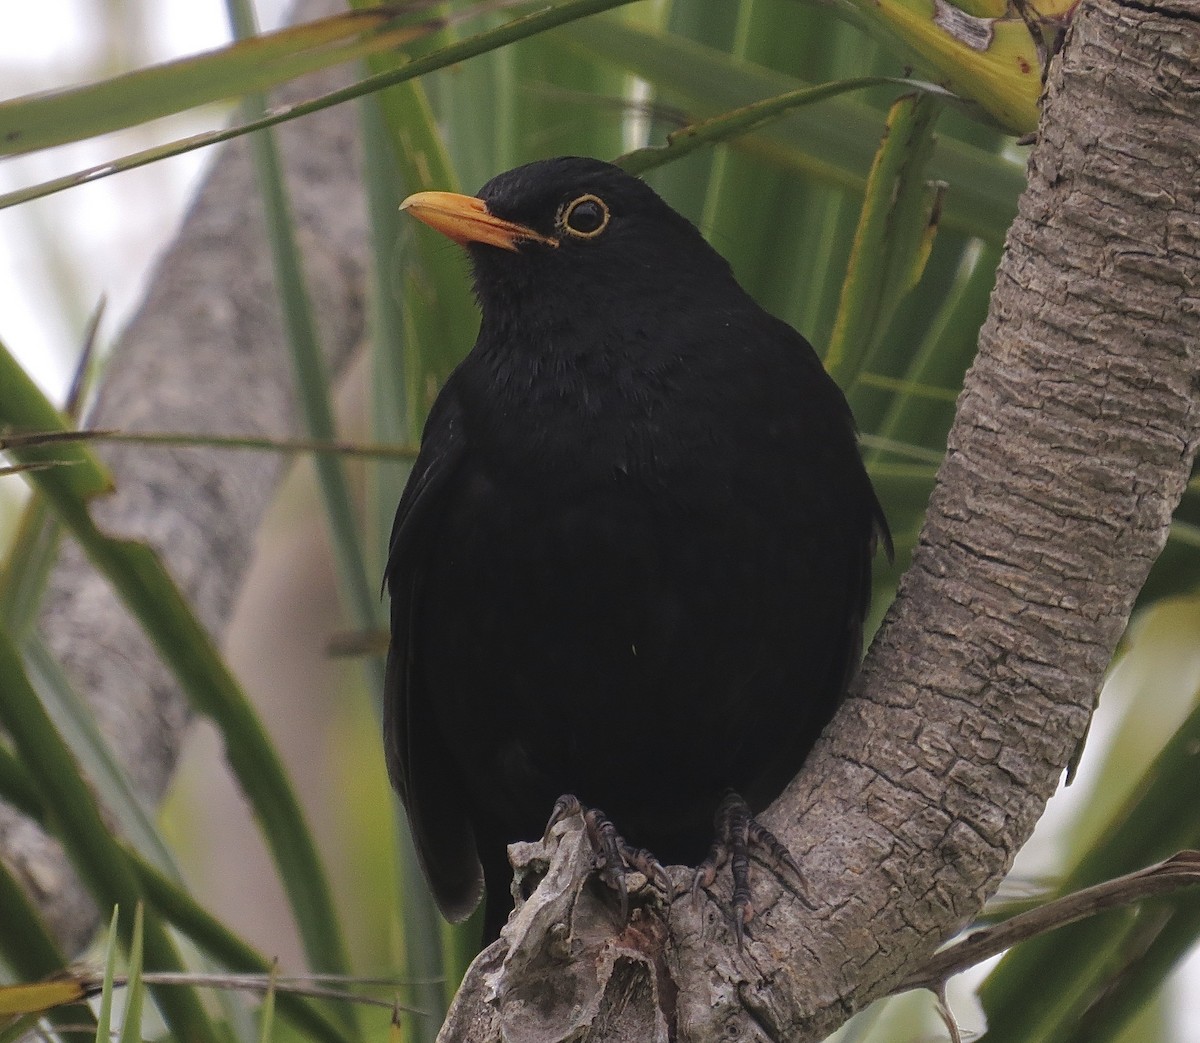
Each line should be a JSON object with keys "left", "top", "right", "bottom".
{"left": 384, "top": 157, "right": 889, "bottom": 943}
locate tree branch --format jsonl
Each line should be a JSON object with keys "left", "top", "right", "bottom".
{"left": 440, "top": 0, "right": 1200, "bottom": 1038}
{"left": 900, "top": 851, "right": 1200, "bottom": 993}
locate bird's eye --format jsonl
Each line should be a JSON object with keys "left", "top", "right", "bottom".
{"left": 559, "top": 194, "right": 610, "bottom": 239}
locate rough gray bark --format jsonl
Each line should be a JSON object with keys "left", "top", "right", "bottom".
{"left": 439, "top": 0, "right": 1200, "bottom": 1039}
{"left": 0, "top": 0, "right": 366, "bottom": 953}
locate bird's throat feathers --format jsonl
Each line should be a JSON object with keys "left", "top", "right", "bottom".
{"left": 458, "top": 294, "right": 771, "bottom": 487}
{"left": 470, "top": 306, "right": 681, "bottom": 421}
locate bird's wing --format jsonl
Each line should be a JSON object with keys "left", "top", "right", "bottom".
{"left": 382, "top": 388, "right": 483, "bottom": 923}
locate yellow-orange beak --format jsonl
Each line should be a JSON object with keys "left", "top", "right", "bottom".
{"left": 400, "top": 191, "right": 557, "bottom": 252}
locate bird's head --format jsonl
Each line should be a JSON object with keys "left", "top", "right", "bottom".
{"left": 400, "top": 157, "right": 738, "bottom": 328}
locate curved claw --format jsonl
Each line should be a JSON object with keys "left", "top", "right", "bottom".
{"left": 612, "top": 863, "right": 629, "bottom": 923}
{"left": 724, "top": 892, "right": 753, "bottom": 950}
{"left": 544, "top": 793, "right": 583, "bottom": 844}
{"left": 621, "top": 844, "right": 673, "bottom": 896}
{"left": 648, "top": 856, "right": 674, "bottom": 896}
{"left": 703, "top": 792, "right": 803, "bottom": 950}
{"left": 583, "top": 806, "right": 630, "bottom": 922}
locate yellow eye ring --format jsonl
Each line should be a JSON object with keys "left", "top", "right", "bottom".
{"left": 559, "top": 194, "right": 610, "bottom": 239}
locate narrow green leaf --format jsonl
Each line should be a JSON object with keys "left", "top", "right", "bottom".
{"left": 19, "top": 635, "right": 182, "bottom": 879}
{"left": 0, "top": 627, "right": 218, "bottom": 1043}
{"left": 0, "top": 7, "right": 443, "bottom": 156}
{"left": 619, "top": 76, "right": 953, "bottom": 176}
{"left": 233, "top": 0, "right": 384, "bottom": 690}
{"left": 117, "top": 905, "right": 145, "bottom": 1043}
{"left": 354, "top": 39, "right": 471, "bottom": 430}
{"left": 0, "top": 854, "right": 64, "bottom": 980}
{"left": 0, "top": 740, "right": 42, "bottom": 824}
{"left": 360, "top": 96, "right": 419, "bottom": 603}
{"left": 826, "top": 92, "right": 944, "bottom": 389}
{"left": 95, "top": 907, "right": 121, "bottom": 1043}
{"left": 0, "top": 493, "right": 62, "bottom": 641}
{"left": 258, "top": 964, "right": 278, "bottom": 1043}
{"left": 0, "top": 344, "right": 112, "bottom": 500}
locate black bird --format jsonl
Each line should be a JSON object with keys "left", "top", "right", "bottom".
{"left": 384, "top": 156, "right": 889, "bottom": 945}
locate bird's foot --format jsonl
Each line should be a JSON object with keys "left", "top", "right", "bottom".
{"left": 545, "top": 794, "right": 672, "bottom": 922}
{"left": 691, "top": 792, "right": 808, "bottom": 949}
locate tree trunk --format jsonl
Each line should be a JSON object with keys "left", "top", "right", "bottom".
{"left": 438, "top": 0, "right": 1200, "bottom": 1039}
